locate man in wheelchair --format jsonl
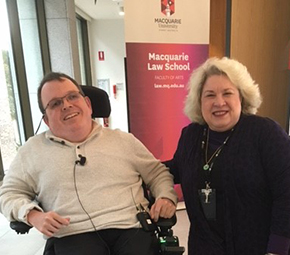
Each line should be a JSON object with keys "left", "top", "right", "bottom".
{"left": 0, "top": 72, "right": 180, "bottom": 255}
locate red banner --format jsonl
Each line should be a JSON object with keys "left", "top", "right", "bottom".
{"left": 126, "top": 42, "right": 208, "bottom": 161}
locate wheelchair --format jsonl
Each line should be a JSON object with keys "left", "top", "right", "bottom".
{"left": 9, "top": 85, "right": 185, "bottom": 255}
{"left": 10, "top": 213, "right": 184, "bottom": 254}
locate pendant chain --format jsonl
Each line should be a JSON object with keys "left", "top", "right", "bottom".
{"left": 202, "top": 127, "right": 234, "bottom": 171}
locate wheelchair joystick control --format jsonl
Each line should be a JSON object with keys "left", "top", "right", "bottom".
{"left": 156, "top": 215, "right": 185, "bottom": 255}
{"left": 136, "top": 204, "right": 185, "bottom": 255}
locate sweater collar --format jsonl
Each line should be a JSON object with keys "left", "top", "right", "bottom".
{"left": 45, "top": 120, "right": 103, "bottom": 146}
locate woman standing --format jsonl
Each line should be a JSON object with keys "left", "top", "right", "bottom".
{"left": 166, "top": 57, "right": 290, "bottom": 255}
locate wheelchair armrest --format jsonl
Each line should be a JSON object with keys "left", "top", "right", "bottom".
{"left": 10, "top": 221, "right": 32, "bottom": 234}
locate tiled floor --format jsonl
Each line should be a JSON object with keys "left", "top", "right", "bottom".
{"left": 0, "top": 207, "right": 189, "bottom": 255}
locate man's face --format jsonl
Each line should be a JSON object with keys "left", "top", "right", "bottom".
{"left": 42, "top": 78, "right": 93, "bottom": 142}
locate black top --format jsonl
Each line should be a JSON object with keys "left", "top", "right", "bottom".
{"left": 198, "top": 128, "right": 233, "bottom": 244}
{"left": 166, "top": 114, "right": 290, "bottom": 255}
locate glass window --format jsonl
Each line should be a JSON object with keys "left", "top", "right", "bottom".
{"left": 0, "top": 0, "right": 22, "bottom": 174}
{"left": 17, "top": 0, "right": 46, "bottom": 134}
{"left": 0, "top": 0, "right": 46, "bottom": 177}
{"left": 76, "top": 15, "right": 92, "bottom": 86}
{"left": 77, "top": 17, "right": 87, "bottom": 85}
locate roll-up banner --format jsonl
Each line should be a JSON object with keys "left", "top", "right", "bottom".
{"left": 125, "top": 0, "right": 210, "bottom": 201}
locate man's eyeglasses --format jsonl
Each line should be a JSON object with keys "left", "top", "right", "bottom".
{"left": 44, "top": 91, "right": 84, "bottom": 112}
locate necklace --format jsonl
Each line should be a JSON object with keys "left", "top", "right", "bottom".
{"left": 202, "top": 127, "right": 234, "bottom": 171}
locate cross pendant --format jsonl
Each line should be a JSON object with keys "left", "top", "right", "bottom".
{"left": 201, "top": 183, "right": 212, "bottom": 203}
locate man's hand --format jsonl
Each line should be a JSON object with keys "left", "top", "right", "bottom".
{"left": 27, "top": 209, "right": 70, "bottom": 237}
{"left": 149, "top": 198, "right": 176, "bottom": 222}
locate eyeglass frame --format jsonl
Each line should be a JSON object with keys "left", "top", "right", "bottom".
{"left": 43, "top": 91, "right": 85, "bottom": 113}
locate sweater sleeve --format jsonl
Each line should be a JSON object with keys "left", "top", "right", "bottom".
{"left": 0, "top": 149, "right": 42, "bottom": 224}
{"left": 164, "top": 124, "right": 198, "bottom": 185}
{"left": 163, "top": 128, "right": 187, "bottom": 184}
{"left": 259, "top": 119, "right": 290, "bottom": 254}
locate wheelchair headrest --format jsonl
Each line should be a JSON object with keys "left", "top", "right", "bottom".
{"left": 80, "top": 85, "right": 111, "bottom": 118}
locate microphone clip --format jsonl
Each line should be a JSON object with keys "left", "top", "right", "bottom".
{"left": 75, "top": 155, "right": 86, "bottom": 166}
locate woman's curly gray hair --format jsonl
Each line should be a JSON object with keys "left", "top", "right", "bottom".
{"left": 184, "top": 57, "right": 262, "bottom": 124}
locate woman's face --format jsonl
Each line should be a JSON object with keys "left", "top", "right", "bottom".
{"left": 201, "top": 74, "right": 242, "bottom": 132}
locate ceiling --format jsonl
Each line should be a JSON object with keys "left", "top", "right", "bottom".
{"left": 75, "top": 0, "right": 124, "bottom": 20}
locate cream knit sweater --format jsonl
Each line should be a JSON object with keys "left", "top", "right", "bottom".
{"left": 0, "top": 121, "right": 177, "bottom": 238}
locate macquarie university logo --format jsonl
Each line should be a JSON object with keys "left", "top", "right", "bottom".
{"left": 155, "top": 0, "right": 180, "bottom": 31}
{"left": 161, "top": 0, "right": 175, "bottom": 17}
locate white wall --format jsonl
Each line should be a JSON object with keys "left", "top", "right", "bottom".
{"left": 89, "top": 19, "right": 128, "bottom": 132}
